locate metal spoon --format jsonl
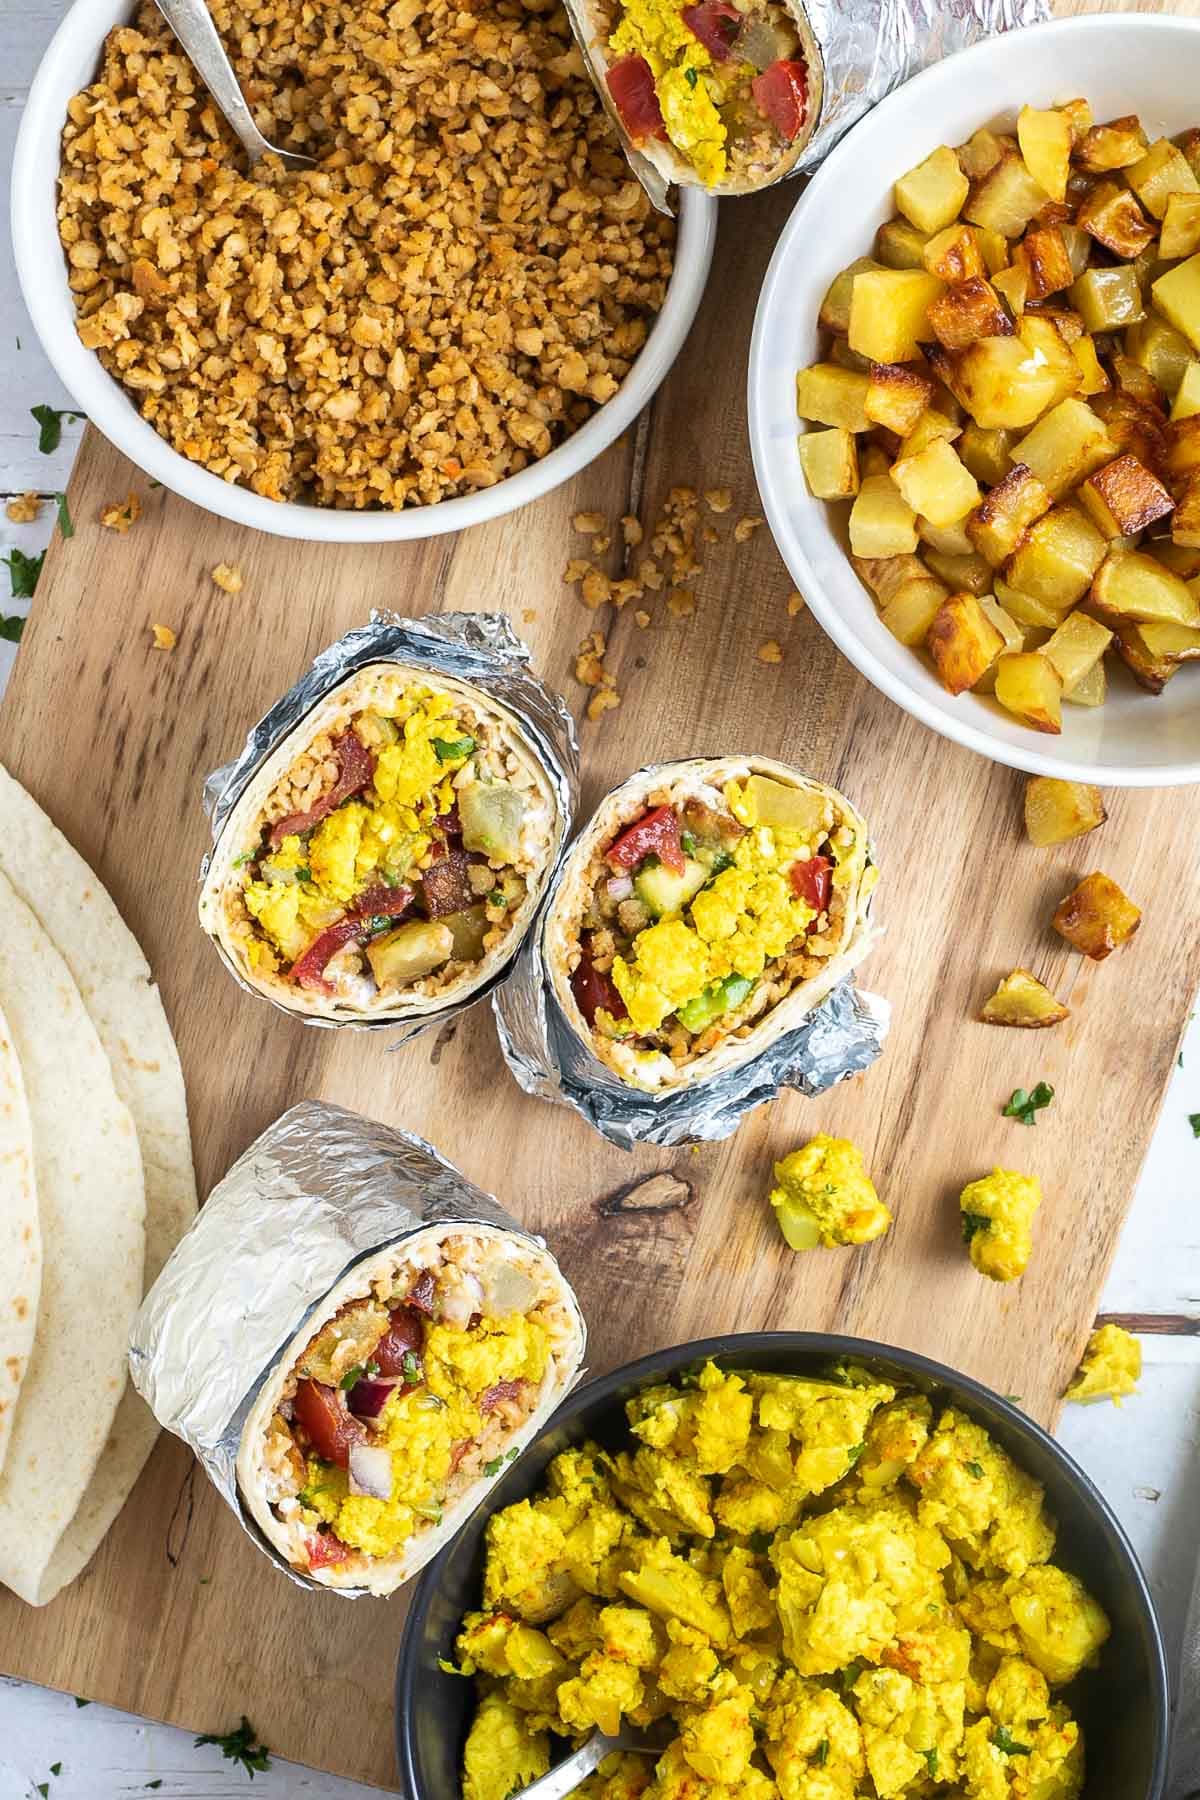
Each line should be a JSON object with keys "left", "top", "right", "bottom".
{"left": 511, "top": 1724, "right": 671, "bottom": 1800}
{"left": 151, "top": 0, "right": 315, "bottom": 171}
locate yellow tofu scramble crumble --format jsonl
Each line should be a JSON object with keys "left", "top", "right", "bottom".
{"left": 453, "top": 1361, "right": 1110, "bottom": 1800}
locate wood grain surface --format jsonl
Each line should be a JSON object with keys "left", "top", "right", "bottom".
{"left": 2, "top": 2, "right": 1199, "bottom": 1785}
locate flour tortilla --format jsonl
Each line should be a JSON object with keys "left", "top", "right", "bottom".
{"left": 545, "top": 755, "right": 878, "bottom": 1092}
{"left": 0, "top": 870, "right": 146, "bottom": 1606}
{"left": 0, "top": 1001, "right": 38, "bottom": 1480}
{"left": 200, "top": 662, "right": 566, "bottom": 1024}
{"left": 0, "top": 766, "right": 195, "bottom": 1605}
{"left": 237, "top": 1224, "right": 586, "bottom": 1594}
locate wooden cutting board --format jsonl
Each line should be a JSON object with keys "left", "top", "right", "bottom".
{"left": 2, "top": 0, "right": 1198, "bottom": 1783}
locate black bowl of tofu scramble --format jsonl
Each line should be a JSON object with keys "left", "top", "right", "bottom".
{"left": 395, "top": 1332, "right": 1168, "bottom": 1800}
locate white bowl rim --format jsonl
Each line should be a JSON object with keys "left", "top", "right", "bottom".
{"left": 11, "top": 0, "right": 717, "bottom": 543}
{"left": 749, "top": 10, "right": 1200, "bottom": 788}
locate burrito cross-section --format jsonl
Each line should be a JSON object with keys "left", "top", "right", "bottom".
{"left": 200, "top": 661, "right": 564, "bottom": 1021}
{"left": 545, "top": 756, "right": 877, "bottom": 1092}
{"left": 238, "top": 1224, "right": 584, "bottom": 1592}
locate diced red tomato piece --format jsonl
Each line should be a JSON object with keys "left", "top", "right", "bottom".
{"left": 406, "top": 1269, "right": 438, "bottom": 1316}
{"left": 570, "top": 951, "right": 628, "bottom": 1028}
{"left": 682, "top": 0, "right": 740, "bottom": 60}
{"left": 269, "top": 730, "right": 376, "bottom": 847}
{"left": 307, "top": 1530, "right": 352, "bottom": 1569}
{"left": 449, "top": 1438, "right": 475, "bottom": 1474}
{"left": 479, "top": 1379, "right": 525, "bottom": 1413}
{"left": 607, "top": 55, "right": 667, "bottom": 143}
{"left": 288, "top": 884, "right": 413, "bottom": 992}
{"left": 751, "top": 58, "right": 809, "bottom": 143}
{"left": 606, "top": 805, "right": 686, "bottom": 876}
{"left": 292, "top": 1380, "right": 365, "bottom": 1468}
{"left": 373, "top": 1305, "right": 425, "bottom": 1376}
{"left": 789, "top": 853, "right": 831, "bottom": 912}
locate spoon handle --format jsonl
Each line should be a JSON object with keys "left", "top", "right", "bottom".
{"left": 512, "top": 1733, "right": 616, "bottom": 1799}
{"left": 150, "top": 0, "right": 271, "bottom": 162}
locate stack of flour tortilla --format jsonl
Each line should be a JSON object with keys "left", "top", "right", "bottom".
{"left": 0, "top": 766, "right": 195, "bottom": 1607}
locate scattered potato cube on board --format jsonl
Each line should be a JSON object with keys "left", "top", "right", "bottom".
{"left": 980, "top": 967, "right": 1069, "bottom": 1027}
{"left": 1015, "top": 398, "right": 1116, "bottom": 498}
{"left": 1125, "top": 137, "right": 1199, "bottom": 220}
{"left": 865, "top": 362, "right": 935, "bottom": 436}
{"left": 1077, "top": 181, "right": 1156, "bottom": 259}
{"left": 927, "top": 592, "right": 1005, "bottom": 693}
{"left": 796, "top": 364, "right": 870, "bottom": 433}
{"left": 1171, "top": 362, "right": 1200, "bottom": 420}
{"left": 1161, "top": 193, "right": 1200, "bottom": 261}
{"left": 1053, "top": 872, "right": 1141, "bottom": 959}
{"left": 849, "top": 474, "right": 919, "bottom": 557}
{"left": 965, "top": 152, "right": 1048, "bottom": 238}
{"left": 1090, "top": 547, "right": 1200, "bottom": 626}
{"left": 1065, "top": 658, "right": 1106, "bottom": 705}
{"left": 876, "top": 218, "right": 932, "bottom": 270}
{"left": 922, "top": 223, "right": 985, "bottom": 283}
{"left": 1070, "top": 265, "right": 1145, "bottom": 333}
{"left": 1043, "top": 611, "right": 1114, "bottom": 693}
{"left": 895, "top": 144, "right": 969, "bottom": 234}
{"left": 1077, "top": 453, "right": 1175, "bottom": 537}
{"left": 819, "top": 258, "right": 880, "bottom": 335}
{"left": 892, "top": 439, "right": 980, "bottom": 528}
{"left": 797, "top": 428, "right": 860, "bottom": 500}
{"left": 927, "top": 277, "right": 1014, "bottom": 351}
{"left": 1153, "top": 254, "right": 1200, "bottom": 353}
{"left": 849, "top": 269, "right": 944, "bottom": 363}
{"left": 1006, "top": 505, "right": 1106, "bottom": 607}
{"left": 1025, "top": 777, "right": 1107, "bottom": 848}
{"left": 1076, "top": 115, "right": 1148, "bottom": 174}
{"left": 993, "top": 650, "right": 1064, "bottom": 732}
{"left": 1018, "top": 106, "right": 1071, "bottom": 202}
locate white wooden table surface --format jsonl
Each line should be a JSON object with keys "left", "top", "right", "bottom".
{"left": 1, "top": 1, "right": 1198, "bottom": 1792}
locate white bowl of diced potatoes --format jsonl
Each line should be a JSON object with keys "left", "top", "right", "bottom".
{"left": 749, "top": 12, "right": 1200, "bottom": 785}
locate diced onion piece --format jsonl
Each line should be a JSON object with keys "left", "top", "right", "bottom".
{"left": 733, "top": 14, "right": 798, "bottom": 70}
{"left": 439, "top": 1268, "right": 485, "bottom": 1326}
{"left": 605, "top": 874, "right": 634, "bottom": 901}
{"left": 348, "top": 1443, "right": 394, "bottom": 1501}
{"left": 346, "top": 1375, "right": 400, "bottom": 1420}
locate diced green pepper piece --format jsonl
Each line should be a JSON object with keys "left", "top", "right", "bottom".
{"left": 459, "top": 783, "right": 524, "bottom": 862}
{"left": 676, "top": 973, "right": 754, "bottom": 1034}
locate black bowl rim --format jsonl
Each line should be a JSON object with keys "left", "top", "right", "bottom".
{"left": 395, "top": 1329, "right": 1171, "bottom": 1800}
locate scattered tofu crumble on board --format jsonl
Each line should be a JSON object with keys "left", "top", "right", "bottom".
{"left": 1, "top": 0, "right": 1199, "bottom": 1785}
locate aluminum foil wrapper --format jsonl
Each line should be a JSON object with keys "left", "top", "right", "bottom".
{"left": 128, "top": 1101, "right": 572, "bottom": 1593}
{"left": 582, "top": 0, "right": 1047, "bottom": 210}
{"left": 200, "top": 610, "right": 579, "bottom": 1040}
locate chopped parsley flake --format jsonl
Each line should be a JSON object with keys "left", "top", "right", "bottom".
{"left": 31, "top": 403, "right": 84, "bottom": 455}
{"left": 684, "top": 66, "right": 698, "bottom": 87}
{"left": 0, "top": 615, "right": 24, "bottom": 642}
{"left": 3, "top": 548, "right": 43, "bottom": 599}
{"left": 339, "top": 1360, "right": 379, "bottom": 1392}
{"left": 401, "top": 1350, "right": 422, "bottom": 1383}
{"left": 992, "top": 1725, "right": 1032, "bottom": 1757}
{"left": 1003, "top": 1081, "right": 1054, "bottom": 1126}
{"left": 432, "top": 735, "right": 476, "bottom": 763}
{"left": 923, "top": 1747, "right": 939, "bottom": 1778}
{"left": 54, "top": 492, "right": 74, "bottom": 539}
{"left": 965, "top": 1460, "right": 985, "bottom": 1478}
{"left": 1189, "top": 1113, "right": 1200, "bottom": 1138}
{"left": 194, "top": 1716, "right": 271, "bottom": 1778}
{"left": 961, "top": 1211, "right": 990, "bottom": 1244}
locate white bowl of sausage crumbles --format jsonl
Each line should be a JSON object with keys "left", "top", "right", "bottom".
{"left": 13, "top": 0, "right": 715, "bottom": 541}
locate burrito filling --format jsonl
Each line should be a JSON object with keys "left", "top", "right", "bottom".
{"left": 259, "top": 1236, "right": 576, "bottom": 1578}
{"left": 567, "top": 774, "right": 863, "bottom": 1081}
{"left": 223, "top": 676, "right": 554, "bottom": 1005}
{"left": 602, "top": 0, "right": 811, "bottom": 187}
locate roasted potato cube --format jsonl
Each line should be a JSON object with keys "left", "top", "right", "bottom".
{"left": 891, "top": 438, "right": 980, "bottom": 527}
{"left": 1075, "top": 114, "right": 1148, "bottom": 174}
{"left": 1180, "top": 128, "right": 1200, "bottom": 182}
{"left": 980, "top": 967, "right": 1069, "bottom": 1027}
{"left": 1018, "top": 106, "right": 1071, "bottom": 202}
{"left": 927, "top": 592, "right": 1005, "bottom": 693}
{"left": 966, "top": 151, "right": 1049, "bottom": 238}
{"left": 1052, "top": 872, "right": 1141, "bottom": 960}
{"left": 967, "top": 464, "right": 1053, "bottom": 567}
{"left": 1024, "top": 777, "right": 1107, "bottom": 847}
{"left": 897, "top": 409, "right": 962, "bottom": 459}
{"left": 918, "top": 516, "right": 974, "bottom": 556}
{"left": 1111, "top": 353, "right": 1164, "bottom": 408}
{"left": 1149, "top": 539, "right": 1200, "bottom": 577}
{"left": 1126, "top": 137, "right": 1200, "bottom": 220}
{"left": 1171, "top": 476, "right": 1200, "bottom": 548}
{"left": 819, "top": 257, "right": 881, "bottom": 335}
{"left": 973, "top": 597, "right": 1026, "bottom": 690}
{"left": 1091, "top": 390, "right": 1169, "bottom": 473}
{"left": 1125, "top": 316, "right": 1194, "bottom": 399}
{"left": 993, "top": 650, "right": 1064, "bottom": 732}
{"left": 797, "top": 427, "right": 860, "bottom": 501}
{"left": 922, "top": 223, "right": 985, "bottom": 283}
{"left": 1076, "top": 180, "right": 1156, "bottom": 259}
{"left": 959, "top": 422, "right": 1017, "bottom": 486}
{"left": 926, "top": 277, "right": 1014, "bottom": 351}
{"left": 1060, "top": 98, "right": 1093, "bottom": 146}
{"left": 941, "top": 318, "right": 1079, "bottom": 431}
{"left": 922, "top": 548, "right": 991, "bottom": 595}
{"left": 1113, "top": 621, "right": 1180, "bottom": 690}
{"left": 881, "top": 577, "right": 950, "bottom": 646}
{"left": 1043, "top": 610, "right": 1114, "bottom": 692}
{"left": 852, "top": 552, "right": 929, "bottom": 602}
{"left": 1152, "top": 253, "right": 1200, "bottom": 354}
{"left": 1165, "top": 414, "right": 1200, "bottom": 486}
{"left": 849, "top": 269, "right": 945, "bottom": 363}
{"left": 1090, "top": 546, "right": 1200, "bottom": 625}
{"left": 796, "top": 364, "right": 871, "bottom": 433}
{"left": 1058, "top": 221, "right": 1092, "bottom": 279}
{"left": 1015, "top": 227, "right": 1075, "bottom": 301}
{"left": 864, "top": 362, "right": 935, "bottom": 436}
{"left": 1065, "top": 658, "right": 1106, "bottom": 705}
{"left": 1028, "top": 304, "right": 1085, "bottom": 345}
{"left": 992, "top": 263, "right": 1029, "bottom": 317}
{"left": 849, "top": 473, "right": 918, "bottom": 557}
{"left": 1014, "top": 397, "right": 1117, "bottom": 498}
{"left": 1160, "top": 192, "right": 1200, "bottom": 260}
{"left": 975, "top": 227, "right": 1011, "bottom": 275}
{"left": 1072, "top": 335, "right": 1110, "bottom": 398}
{"left": 1171, "top": 362, "right": 1200, "bottom": 420}
{"left": 1078, "top": 452, "right": 1175, "bottom": 537}
{"left": 1069, "top": 265, "right": 1145, "bottom": 333}
{"left": 829, "top": 338, "right": 872, "bottom": 374}
{"left": 875, "top": 219, "right": 932, "bottom": 270}
{"left": 1006, "top": 505, "right": 1107, "bottom": 607}
{"left": 1135, "top": 616, "right": 1200, "bottom": 659}
{"left": 994, "top": 576, "right": 1069, "bottom": 631}
{"left": 895, "top": 145, "right": 970, "bottom": 235}
{"left": 957, "top": 126, "right": 1011, "bottom": 182}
